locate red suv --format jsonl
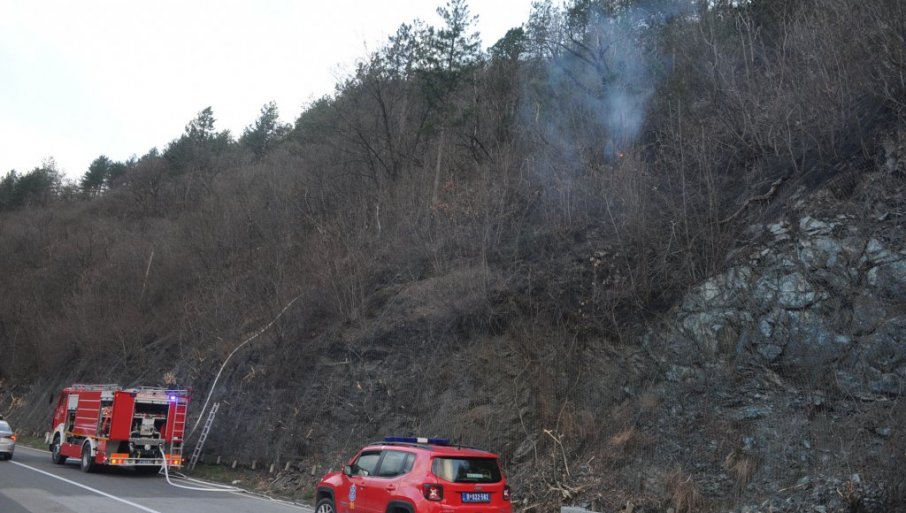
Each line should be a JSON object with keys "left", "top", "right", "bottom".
{"left": 315, "top": 437, "right": 512, "bottom": 513}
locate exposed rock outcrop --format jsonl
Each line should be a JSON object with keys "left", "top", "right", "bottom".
{"left": 637, "top": 171, "right": 906, "bottom": 512}
{"left": 673, "top": 211, "right": 906, "bottom": 397}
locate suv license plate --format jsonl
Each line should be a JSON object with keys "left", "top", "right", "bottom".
{"left": 461, "top": 492, "right": 490, "bottom": 503}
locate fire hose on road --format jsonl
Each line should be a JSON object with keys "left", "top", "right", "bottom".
{"left": 157, "top": 447, "right": 243, "bottom": 492}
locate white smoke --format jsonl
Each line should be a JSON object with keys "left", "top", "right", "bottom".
{"left": 528, "top": 1, "right": 695, "bottom": 163}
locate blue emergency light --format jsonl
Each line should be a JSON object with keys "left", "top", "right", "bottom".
{"left": 384, "top": 436, "right": 450, "bottom": 446}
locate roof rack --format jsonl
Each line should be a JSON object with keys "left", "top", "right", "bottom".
{"left": 127, "top": 386, "right": 190, "bottom": 394}
{"left": 67, "top": 385, "right": 190, "bottom": 397}
{"left": 68, "top": 384, "right": 122, "bottom": 391}
{"left": 385, "top": 436, "right": 489, "bottom": 451}
{"left": 368, "top": 440, "right": 494, "bottom": 454}
{"left": 451, "top": 443, "right": 491, "bottom": 452}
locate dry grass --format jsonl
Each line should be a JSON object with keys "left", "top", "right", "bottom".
{"left": 836, "top": 479, "right": 863, "bottom": 510}
{"left": 606, "top": 425, "right": 654, "bottom": 456}
{"left": 666, "top": 469, "right": 702, "bottom": 513}
{"left": 608, "top": 427, "right": 637, "bottom": 449}
{"left": 723, "top": 449, "right": 757, "bottom": 494}
{"left": 637, "top": 392, "right": 661, "bottom": 413}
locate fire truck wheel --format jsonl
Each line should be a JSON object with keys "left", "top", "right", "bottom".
{"left": 315, "top": 497, "right": 336, "bottom": 513}
{"left": 51, "top": 436, "right": 66, "bottom": 465}
{"left": 80, "top": 443, "right": 96, "bottom": 473}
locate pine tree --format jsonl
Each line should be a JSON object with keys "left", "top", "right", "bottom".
{"left": 240, "top": 102, "right": 291, "bottom": 161}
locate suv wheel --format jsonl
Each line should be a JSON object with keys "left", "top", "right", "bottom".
{"left": 315, "top": 497, "right": 336, "bottom": 513}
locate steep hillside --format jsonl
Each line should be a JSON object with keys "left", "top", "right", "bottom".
{"left": 1, "top": 1, "right": 905, "bottom": 512}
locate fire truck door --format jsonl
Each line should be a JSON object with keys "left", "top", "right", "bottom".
{"left": 72, "top": 391, "right": 102, "bottom": 436}
{"left": 109, "top": 391, "right": 136, "bottom": 439}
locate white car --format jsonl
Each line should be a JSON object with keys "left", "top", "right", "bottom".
{"left": 0, "top": 419, "right": 16, "bottom": 460}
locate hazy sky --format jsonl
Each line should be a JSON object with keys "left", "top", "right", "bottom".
{"left": 1, "top": 0, "right": 535, "bottom": 179}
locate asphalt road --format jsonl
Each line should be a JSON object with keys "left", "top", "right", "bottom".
{"left": 0, "top": 445, "right": 314, "bottom": 513}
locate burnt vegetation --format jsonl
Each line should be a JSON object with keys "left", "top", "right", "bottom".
{"left": 2, "top": 0, "right": 905, "bottom": 511}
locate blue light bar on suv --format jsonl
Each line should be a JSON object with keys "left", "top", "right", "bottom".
{"left": 384, "top": 436, "right": 450, "bottom": 446}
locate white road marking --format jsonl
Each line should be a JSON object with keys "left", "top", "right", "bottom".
{"left": 18, "top": 445, "right": 50, "bottom": 453}
{"left": 9, "top": 460, "right": 163, "bottom": 513}
{"left": 16, "top": 445, "right": 312, "bottom": 512}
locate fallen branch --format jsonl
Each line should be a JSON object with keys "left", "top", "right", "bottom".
{"left": 544, "top": 428, "right": 571, "bottom": 478}
{"left": 720, "top": 175, "right": 788, "bottom": 225}
{"left": 548, "top": 481, "right": 591, "bottom": 500}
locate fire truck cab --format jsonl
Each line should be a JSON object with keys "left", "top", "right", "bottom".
{"left": 49, "top": 384, "right": 189, "bottom": 473}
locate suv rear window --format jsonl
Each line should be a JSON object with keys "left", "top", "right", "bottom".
{"left": 0, "top": 421, "right": 10, "bottom": 432}
{"left": 432, "top": 457, "right": 501, "bottom": 483}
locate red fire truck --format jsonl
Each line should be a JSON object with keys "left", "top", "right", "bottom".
{"left": 49, "top": 384, "right": 189, "bottom": 473}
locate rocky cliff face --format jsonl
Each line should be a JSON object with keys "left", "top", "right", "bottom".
{"left": 675, "top": 215, "right": 905, "bottom": 398}
{"left": 633, "top": 169, "right": 906, "bottom": 512}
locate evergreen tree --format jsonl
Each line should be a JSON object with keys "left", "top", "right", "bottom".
{"left": 185, "top": 106, "right": 216, "bottom": 142}
{"left": 432, "top": 0, "right": 482, "bottom": 75}
{"left": 0, "top": 170, "right": 19, "bottom": 211}
{"left": 0, "top": 159, "right": 62, "bottom": 210}
{"left": 106, "top": 161, "right": 127, "bottom": 187}
{"left": 420, "top": 0, "right": 482, "bottom": 106}
{"left": 490, "top": 27, "right": 527, "bottom": 63}
{"left": 384, "top": 21, "right": 433, "bottom": 78}
{"left": 80, "top": 155, "right": 128, "bottom": 195}
{"left": 81, "top": 155, "right": 113, "bottom": 195}
{"left": 164, "top": 107, "right": 234, "bottom": 174}
{"left": 240, "top": 101, "right": 291, "bottom": 161}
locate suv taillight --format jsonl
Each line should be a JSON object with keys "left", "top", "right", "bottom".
{"left": 423, "top": 483, "right": 444, "bottom": 501}
{"left": 503, "top": 484, "right": 511, "bottom": 501}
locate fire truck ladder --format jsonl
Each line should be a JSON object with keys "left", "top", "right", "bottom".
{"left": 188, "top": 402, "right": 219, "bottom": 471}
